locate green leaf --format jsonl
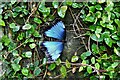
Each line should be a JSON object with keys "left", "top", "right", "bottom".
{"left": 111, "top": 62, "right": 119, "bottom": 68}
{"left": 115, "top": 19, "right": 120, "bottom": 27}
{"left": 101, "top": 54, "right": 108, "bottom": 59}
{"left": 11, "top": 63, "right": 21, "bottom": 72}
{"left": 38, "top": 2, "right": 51, "bottom": 18}
{"left": 85, "top": 14, "right": 95, "bottom": 22}
{"left": 0, "top": 9, "right": 3, "bottom": 14}
{"left": 13, "top": 6, "right": 22, "bottom": 12}
{"left": 105, "top": 2, "right": 114, "bottom": 11}
{"left": 117, "top": 41, "right": 120, "bottom": 47}
{"left": 0, "top": 19, "right": 5, "bottom": 26}
{"left": 33, "top": 18, "right": 42, "bottom": 24}
{"left": 0, "top": 42, "right": 3, "bottom": 50}
{"left": 22, "top": 24, "right": 31, "bottom": 30}
{"left": 95, "top": 4, "right": 102, "bottom": 10}
{"left": 34, "top": 60, "right": 39, "bottom": 67}
{"left": 104, "top": 38, "right": 113, "bottom": 47}
{"left": 79, "top": 66, "right": 83, "bottom": 72}
{"left": 66, "top": 59, "right": 71, "bottom": 68}
{"left": 29, "top": 43, "right": 36, "bottom": 49}
{"left": 42, "top": 58, "right": 47, "bottom": 65}
{"left": 81, "top": 51, "right": 91, "bottom": 60}
{"left": 89, "top": 6, "right": 95, "bottom": 12}
{"left": 60, "top": 65, "right": 67, "bottom": 78}
{"left": 106, "top": 24, "right": 114, "bottom": 30}
{"left": 91, "top": 34, "right": 103, "bottom": 42}
{"left": 14, "top": 56, "right": 22, "bottom": 64}
{"left": 9, "top": 23, "right": 15, "bottom": 28}
{"left": 71, "top": 55, "right": 79, "bottom": 62}
{"left": 91, "top": 57, "right": 95, "bottom": 64}
{"left": 34, "top": 67, "right": 41, "bottom": 76}
{"left": 92, "top": 43, "right": 99, "bottom": 54}
{"left": 95, "top": 26, "right": 102, "bottom": 34}
{"left": 48, "top": 63, "right": 56, "bottom": 71}
{"left": 9, "top": 23, "right": 20, "bottom": 32}
{"left": 111, "top": 34, "right": 119, "bottom": 40}
{"left": 106, "top": 66, "right": 114, "bottom": 71}
{"left": 58, "top": 6, "right": 67, "bottom": 18}
{"left": 66, "top": 0, "right": 73, "bottom": 6}
{"left": 11, "top": 0, "right": 16, "bottom": 4}
{"left": 114, "top": 47, "right": 120, "bottom": 57}
{"left": 13, "top": 25, "right": 20, "bottom": 32}
{"left": 22, "top": 51, "right": 32, "bottom": 58}
{"left": 2, "top": 35, "right": 11, "bottom": 46}
{"left": 89, "top": 25, "right": 95, "bottom": 32}
{"left": 95, "top": 63, "right": 100, "bottom": 70}
{"left": 95, "top": 11, "right": 101, "bottom": 18}
{"left": 33, "top": 30, "right": 41, "bottom": 37}
{"left": 55, "top": 59, "right": 61, "bottom": 65}
{"left": 22, "top": 68, "right": 29, "bottom": 76}
{"left": 87, "top": 66, "right": 92, "bottom": 74}
{"left": 72, "top": 3, "right": 79, "bottom": 8}
{"left": 52, "top": 0, "right": 59, "bottom": 8}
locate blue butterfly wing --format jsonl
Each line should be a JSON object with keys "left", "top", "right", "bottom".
{"left": 45, "top": 21, "right": 65, "bottom": 40}
{"left": 43, "top": 41, "right": 64, "bottom": 61}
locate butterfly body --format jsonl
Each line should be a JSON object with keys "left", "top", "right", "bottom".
{"left": 42, "top": 21, "right": 65, "bottom": 61}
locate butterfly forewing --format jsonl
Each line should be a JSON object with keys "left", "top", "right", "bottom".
{"left": 45, "top": 21, "right": 65, "bottom": 40}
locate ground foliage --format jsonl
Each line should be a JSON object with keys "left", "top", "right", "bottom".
{"left": 0, "top": 0, "right": 120, "bottom": 79}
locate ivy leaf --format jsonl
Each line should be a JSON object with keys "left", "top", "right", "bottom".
{"left": 79, "top": 66, "right": 83, "bottom": 72}
{"left": 106, "top": 24, "right": 114, "bottom": 30}
{"left": 72, "top": 3, "right": 79, "bottom": 8}
{"left": 58, "top": 6, "right": 67, "bottom": 18}
{"left": 87, "top": 66, "right": 92, "bottom": 74}
{"left": 85, "top": 14, "right": 95, "bottom": 22}
{"left": 66, "top": 59, "right": 71, "bottom": 68}
{"left": 71, "top": 55, "right": 79, "bottom": 62}
{"left": 55, "top": 59, "right": 61, "bottom": 65}
{"left": 22, "top": 24, "right": 31, "bottom": 30}
{"left": 111, "top": 62, "right": 119, "bottom": 68}
{"left": 0, "top": 42, "right": 4, "bottom": 50}
{"left": 22, "top": 51, "right": 32, "bottom": 58}
{"left": 95, "top": 26, "right": 102, "bottom": 34}
{"left": 117, "top": 41, "right": 120, "bottom": 47}
{"left": 91, "top": 57, "right": 95, "bottom": 64}
{"left": 0, "top": 19, "right": 5, "bottom": 26}
{"left": 91, "top": 34, "right": 103, "bottom": 42}
{"left": 92, "top": 43, "right": 99, "bottom": 54}
{"left": 11, "top": 63, "right": 21, "bottom": 72}
{"left": 48, "top": 63, "right": 56, "bottom": 71}
{"left": 52, "top": 0, "right": 59, "bottom": 8}
{"left": 60, "top": 65, "right": 67, "bottom": 78}
{"left": 14, "top": 56, "right": 22, "bottom": 64}
{"left": 104, "top": 38, "right": 113, "bottom": 47}
{"left": 114, "top": 47, "right": 120, "bottom": 57}
{"left": 95, "top": 4, "right": 102, "bottom": 10}
{"left": 81, "top": 51, "right": 91, "bottom": 60}
{"left": 95, "top": 63, "right": 100, "bottom": 70}
{"left": 22, "top": 68, "right": 29, "bottom": 76}
{"left": 115, "top": 19, "right": 120, "bottom": 28}
{"left": 34, "top": 67, "right": 41, "bottom": 76}
{"left": 89, "top": 6, "right": 95, "bottom": 12}
{"left": 34, "top": 18, "right": 42, "bottom": 24}
{"left": 29, "top": 43, "right": 36, "bottom": 49}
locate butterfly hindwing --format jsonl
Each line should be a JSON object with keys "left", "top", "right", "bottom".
{"left": 45, "top": 21, "right": 65, "bottom": 40}
{"left": 43, "top": 41, "right": 64, "bottom": 61}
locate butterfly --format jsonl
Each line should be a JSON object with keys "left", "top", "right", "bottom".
{"left": 42, "top": 21, "right": 66, "bottom": 61}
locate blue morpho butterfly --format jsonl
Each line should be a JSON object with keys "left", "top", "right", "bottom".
{"left": 42, "top": 21, "right": 66, "bottom": 61}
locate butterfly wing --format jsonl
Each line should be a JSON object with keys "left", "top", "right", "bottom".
{"left": 43, "top": 41, "right": 64, "bottom": 61}
{"left": 45, "top": 21, "right": 65, "bottom": 40}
